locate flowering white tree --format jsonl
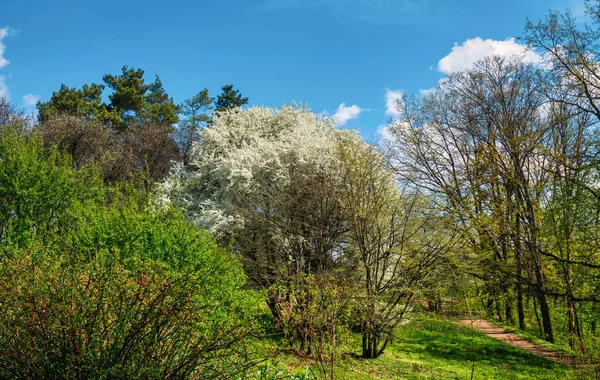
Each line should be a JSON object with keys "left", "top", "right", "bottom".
{"left": 160, "top": 104, "right": 456, "bottom": 361}
{"left": 160, "top": 104, "right": 358, "bottom": 287}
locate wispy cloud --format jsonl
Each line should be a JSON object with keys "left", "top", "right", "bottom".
{"left": 258, "top": 0, "right": 456, "bottom": 26}
{"left": 23, "top": 94, "right": 41, "bottom": 106}
{"left": 0, "top": 27, "right": 11, "bottom": 69}
{"left": 438, "top": 37, "right": 542, "bottom": 74}
{"left": 419, "top": 88, "right": 435, "bottom": 97}
{"left": 0, "top": 76, "right": 8, "bottom": 99}
{"left": 377, "top": 124, "right": 393, "bottom": 142}
{"left": 385, "top": 89, "right": 403, "bottom": 119}
{"left": 332, "top": 102, "right": 361, "bottom": 126}
{"left": 0, "top": 27, "right": 16, "bottom": 99}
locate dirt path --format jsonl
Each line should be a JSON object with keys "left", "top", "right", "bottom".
{"left": 459, "top": 319, "right": 579, "bottom": 367}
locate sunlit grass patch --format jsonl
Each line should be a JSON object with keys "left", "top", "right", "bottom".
{"left": 250, "top": 314, "right": 582, "bottom": 379}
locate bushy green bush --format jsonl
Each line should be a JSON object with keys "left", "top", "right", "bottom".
{"left": 0, "top": 131, "right": 262, "bottom": 378}
{"left": 0, "top": 131, "right": 103, "bottom": 251}
{"left": 0, "top": 248, "right": 256, "bottom": 379}
{"left": 269, "top": 274, "right": 352, "bottom": 379}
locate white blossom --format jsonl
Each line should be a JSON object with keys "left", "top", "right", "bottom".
{"left": 159, "top": 104, "right": 357, "bottom": 236}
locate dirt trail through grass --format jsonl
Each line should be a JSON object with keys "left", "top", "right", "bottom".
{"left": 459, "top": 319, "right": 578, "bottom": 367}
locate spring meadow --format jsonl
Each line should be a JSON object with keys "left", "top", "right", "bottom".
{"left": 2, "top": 0, "right": 600, "bottom": 378}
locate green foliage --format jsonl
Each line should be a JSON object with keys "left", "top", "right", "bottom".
{"left": 62, "top": 188, "right": 246, "bottom": 293}
{"left": 254, "top": 315, "right": 578, "bottom": 379}
{"left": 104, "top": 67, "right": 180, "bottom": 128}
{"left": 181, "top": 88, "right": 213, "bottom": 127}
{"left": 0, "top": 248, "right": 257, "bottom": 379}
{"left": 0, "top": 130, "right": 261, "bottom": 378}
{"left": 250, "top": 365, "right": 316, "bottom": 380}
{"left": 0, "top": 131, "right": 103, "bottom": 250}
{"left": 215, "top": 84, "right": 248, "bottom": 112}
{"left": 38, "top": 66, "right": 180, "bottom": 130}
{"left": 37, "top": 83, "right": 121, "bottom": 125}
{"left": 339, "top": 139, "right": 457, "bottom": 359}
{"left": 270, "top": 274, "right": 351, "bottom": 352}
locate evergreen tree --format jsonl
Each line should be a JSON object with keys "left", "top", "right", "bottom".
{"left": 215, "top": 84, "right": 248, "bottom": 112}
{"left": 103, "top": 66, "right": 180, "bottom": 129}
{"left": 37, "top": 83, "right": 120, "bottom": 125}
{"left": 38, "top": 66, "right": 179, "bottom": 130}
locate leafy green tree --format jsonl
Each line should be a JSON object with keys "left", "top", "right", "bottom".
{"left": 388, "top": 57, "right": 558, "bottom": 342}
{"left": 215, "top": 84, "right": 248, "bottom": 112}
{"left": 339, "top": 140, "right": 455, "bottom": 358}
{"left": 38, "top": 66, "right": 179, "bottom": 130}
{"left": 525, "top": 0, "right": 600, "bottom": 121}
{"left": 526, "top": 8, "right": 600, "bottom": 349}
{"left": 37, "top": 83, "right": 120, "bottom": 125}
{"left": 0, "top": 131, "right": 103, "bottom": 250}
{"left": 103, "top": 66, "right": 180, "bottom": 128}
{"left": 182, "top": 88, "right": 213, "bottom": 128}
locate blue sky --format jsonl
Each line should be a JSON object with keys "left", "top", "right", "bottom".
{"left": 0, "top": 0, "right": 586, "bottom": 139}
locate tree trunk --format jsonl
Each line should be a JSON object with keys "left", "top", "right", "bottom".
{"left": 517, "top": 281, "right": 525, "bottom": 330}
{"left": 522, "top": 188, "right": 554, "bottom": 343}
{"left": 532, "top": 249, "right": 554, "bottom": 342}
{"left": 515, "top": 216, "right": 526, "bottom": 330}
{"left": 532, "top": 289, "right": 543, "bottom": 337}
{"left": 536, "top": 288, "right": 554, "bottom": 343}
{"left": 495, "top": 295, "right": 503, "bottom": 322}
{"left": 505, "top": 299, "right": 514, "bottom": 325}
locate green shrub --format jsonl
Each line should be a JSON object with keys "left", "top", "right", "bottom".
{"left": 0, "top": 132, "right": 261, "bottom": 378}
{"left": 0, "top": 247, "right": 258, "bottom": 379}
{"left": 269, "top": 274, "right": 352, "bottom": 379}
{"left": 0, "top": 131, "right": 103, "bottom": 251}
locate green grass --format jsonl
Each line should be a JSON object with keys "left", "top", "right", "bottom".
{"left": 248, "top": 314, "right": 594, "bottom": 379}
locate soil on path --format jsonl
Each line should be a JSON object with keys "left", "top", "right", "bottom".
{"left": 459, "top": 318, "right": 579, "bottom": 367}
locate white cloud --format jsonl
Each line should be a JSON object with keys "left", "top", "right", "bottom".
{"left": 377, "top": 124, "right": 393, "bottom": 142}
{"left": 438, "top": 37, "right": 542, "bottom": 74}
{"left": 380, "top": 90, "right": 406, "bottom": 143}
{"left": 385, "top": 89, "right": 402, "bottom": 119}
{"left": 23, "top": 94, "right": 41, "bottom": 106}
{"left": 332, "top": 103, "right": 361, "bottom": 126}
{"left": 419, "top": 87, "right": 435, "bottom": 97}
{"left": 0, "top": 76, "right": 8, "bottom": 99}
{"left": 0, "top": 27, "right": 11, "bottom": 69}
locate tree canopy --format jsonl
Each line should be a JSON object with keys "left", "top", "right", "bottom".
{"left": 215, "top": 84, "right": 249, "bottom": 112}
{"left": 37, "top": 66, "right": 180, "bottom": 129}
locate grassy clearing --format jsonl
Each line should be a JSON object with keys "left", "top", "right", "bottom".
{"left": 248, "top": 314, "right": 591, "bottom": 379}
